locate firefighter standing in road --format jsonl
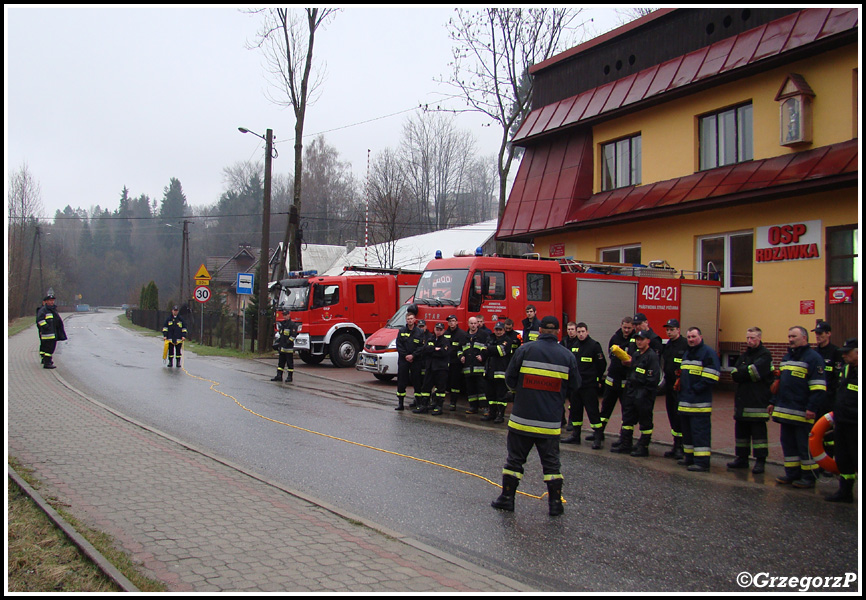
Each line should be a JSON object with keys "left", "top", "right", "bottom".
{"left": 727, "top": 327, "right": 774, "bottom": 474}
{"left": 611, "top": 329, "right": 661, "bottom": 457}
{"left": 660, "top": 319, "right": 689, "bottom": 459}
{"left": 417, "top": 322, "right": 450, "bottom": 415}
{"left": 677, "top": 327, "right": 721, "bottom": 472}
{"left": 413, "top": 320, "right": 433, "bottom": 410}
{"left": 271, "top": 317, "right": 298, "bottom": 383}
{"left": 595, "top": 316, "right": 636, "bottom": 444}
{"left": 561, "top": 322, "right": 607, "bottom": 448}
{"left": 36, "top": 293, "right": 67, "bottom": 369}
{"left": 491, "top": 316, "right": 579, "bottom": 516}
{"left": 162, "top": 305, "right": 187, "bottom": 368}
{"left": 826, "top": 338, "right": 857, "bottom": 503}
{"left": 484, "top": 322, "right": 512, "bottom": 424}
{"left": 395, "top": 308, "right": 425, "bottom": 411}
{"left": 461, "top": 317, "right": 490, "bottom": 415}
{"left": 445, "top": 315, "right": 468, "bottom": 411}
{"left": 521, "top": 305, "right": 541, "bottom": 343}
{"left": 769, "top": 326, "right": 827, "bottom": 489}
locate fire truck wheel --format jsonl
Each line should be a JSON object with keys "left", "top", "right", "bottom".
{"left": 330, "top": 333, "right": 360, "bottom": 368}
{"left": 299, "top": 350, "right": 325, "bottom": 365}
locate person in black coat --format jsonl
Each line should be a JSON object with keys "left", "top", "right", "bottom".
{"left": 826, "top": 338, "right": 857, "bottom": 503}
{"left": 727, "top": 327, "right": 774, "bottom": 474}
{"left": 36, "top": 293, "right": 67, "bottom": 369}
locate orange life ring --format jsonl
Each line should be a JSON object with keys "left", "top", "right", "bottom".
{"left": 809, "top": 412, "right": 839, "bottom": 475}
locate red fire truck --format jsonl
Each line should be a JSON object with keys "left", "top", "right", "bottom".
{"left": 272, "top": 266, "right": 421, "bottom": 368}
{"left": 357, "top": 252, "right": 720, "bottom": 379}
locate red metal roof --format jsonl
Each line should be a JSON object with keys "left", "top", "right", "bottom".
{"left": 496, "top": 139, "right": 858, "bottom": 240}
{"left": 512, "top": 8, "right": 858, "bottom": 144}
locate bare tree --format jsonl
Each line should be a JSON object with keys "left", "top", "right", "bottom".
{"left": 7, "top": 163, "right": 44, "bottom": 317}
{"left": 250, "top": 8, "right": 338, "bottom": 277}
{"left": 443, "top": 8, "right": 584, "bottom": 251}
{"left": 367, "top": 148, "right": 412, "bottom": 268}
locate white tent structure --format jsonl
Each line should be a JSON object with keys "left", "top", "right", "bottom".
{"left": 321, "top": 220, "right": 500, "bottom": 275}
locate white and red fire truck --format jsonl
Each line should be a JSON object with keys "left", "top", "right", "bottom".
{"left": 272, "top": 266, "right": 421, "bottom": 368}
{"left": 357, "top": 252, "right": 720, "bottom": 379}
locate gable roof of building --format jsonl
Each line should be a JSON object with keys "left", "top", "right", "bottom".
{"left": 512, "top": 7, "right": 857, "bottom": 145}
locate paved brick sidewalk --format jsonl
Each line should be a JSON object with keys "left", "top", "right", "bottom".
{"left": 7, "top": 330, "right": 529, "bottom": 593}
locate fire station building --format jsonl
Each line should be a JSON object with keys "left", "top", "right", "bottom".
{"left": 496, "top": 8, "right": 859, "bottom": 369}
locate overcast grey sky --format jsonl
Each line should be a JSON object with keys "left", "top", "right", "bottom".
{"left": 5, "top": 6, "right": 623, "bottom": 218}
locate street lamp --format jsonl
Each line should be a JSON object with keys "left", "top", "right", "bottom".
{"left": 238, "top": 127, "right": 276, "bottom": 353}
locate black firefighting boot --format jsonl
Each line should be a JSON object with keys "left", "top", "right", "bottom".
{"left": 561, "top": 426, "right": 582, "bottom": 445}
{"left": 465, "top": 400, "right": 479, "bottom": 414}
{"left": 611, "top": 429, "right": 633, "bottom": 454}
{"left": 592, "top": 427, "right": 604, "bottom": 450}
{"left": 587, "top": 421, "right": 606, "bottom": 441}
{"left": 493, "top": 405, "right": 505, "bottom": 424}
{"left": 285, "top": 369, "right": 293, "bottom": 383}
{"left": 726, "top": 456, "right": 749, "bottom": 469}
{"left": 412, "top": 395, "right": 429, "bottom": 414}
{"left": 175, "top": 355, "right": 182, "bottom": 368}
{"left": 167, "top": 357, "right": 173, "bottom": 368}
{"left": 395, "top": 394, "right": 405, "bottom": 411}
{"left": 664, "top": 437, "right": 684, "bottom": 459}
{"left": 630, "top": 435, "right": 651, "bottom": 457}
{"left": 752, "top": 457, "right": 766, "bottom": 474}
{"left": 480, "top": 402, "right": 495, "bottom": 421}
{"left": 491, "top": 474, "right": 520, "bottom": 512}
{"left": 825, "top": 477, "right": 855, "bottom": 503}
{"left": 546, "top": 478, "right": 564, "bottom": 516}
{"left": 271, "top": 370, "right": 283, "bottom": 382}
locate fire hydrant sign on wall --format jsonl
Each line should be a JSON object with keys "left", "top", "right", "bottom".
{"left": 755, "top": 220, "right": 821, "bottom": 262}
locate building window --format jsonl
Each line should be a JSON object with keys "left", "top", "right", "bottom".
{"left": 601, "top": 134, "right": 641, "bottom": 191}
{"left": 600, "top": 245, "right": 642, "bottom": 264}
{"left": 697, "top": 231, "right": 753, "bottom": 291}
{"left": 699, "top": 103, "right": 753, "bottom": 170}
{"left": 827, "top": 225, "right": 859, "bottom": 285}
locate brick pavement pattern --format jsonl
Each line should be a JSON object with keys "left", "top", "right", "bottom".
{"left": 7, "top": 330, "right": 528, "bottom": 593}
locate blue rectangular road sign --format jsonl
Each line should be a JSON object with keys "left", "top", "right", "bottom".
{"left": 237, "top": 272, "right": 254, "bottom": 295}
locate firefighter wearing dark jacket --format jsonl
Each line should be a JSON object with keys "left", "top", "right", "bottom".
{"left": 492, "top": 316, "right": 579, "bottom": 516}
{"left": 162, "top": 305, "right": 187, "bottom": 368}
{"left": 444, "top": 315, "right": 468, "bottom": 411}
{"left": 612, "top": 329, "right": 661, "bottom": 457}
{"left": 417, "top": 322, "right": 450, "bottom": 415}
{"left": 826, "top": 338, "right": 857, "bottom": 503}
{"left": 677, "top": 327, "right": 721, "bottom": 471}
{"left": 36, "top": 293, "right": 67, "bottom": 369}
{"left": 561, "top": 322, "right": 607, "bottom": 448}
{"left": 521, "top": 305, "right": 541, "bottom": 343}
{"left": 726, "top": 327, "right": 773, "bottom": 474}
{"left": 271, "top": 318, "right": 298, "bottom": 382}
{"left": 770, "top": 326, "right": 827, "bottom": 489}
{"left": 484, "top": 322, "right": 512, "bottom": 424}
{"left": 395, "top": 310, "right": 425, "bottom": 411}
{"left": 660, "top": 319, "right": 689, "bottom": 459}
{"left": 461, "top": 317, "right": 490, "bottom": 415}
{"left": 596, "top": 317, "right": 636, "bottom": 442}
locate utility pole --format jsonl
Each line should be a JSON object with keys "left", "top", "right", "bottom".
{"left": 259, "top": 128, "right": 274, "bottom": 354}
{"left": 179, "top": 220, "right": 192, "bottom": 308}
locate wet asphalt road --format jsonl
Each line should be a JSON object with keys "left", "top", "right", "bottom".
{"left": 52, "top": 310, "right": 860, "bottom": 592}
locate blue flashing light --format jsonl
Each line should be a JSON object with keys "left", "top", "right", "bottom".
{"left": 475, "top": 247, "right": 483, "bottom": 256}
{"left": 435, "top": 250, "right": 442, "bottom": 259}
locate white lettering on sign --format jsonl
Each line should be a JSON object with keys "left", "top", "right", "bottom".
{"left": 755, "top": 220, "right": 821, "bottom": 263}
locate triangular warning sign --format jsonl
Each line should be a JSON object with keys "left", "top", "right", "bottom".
{"left": 194, "top": 264, "right": 212, "bottom": 280}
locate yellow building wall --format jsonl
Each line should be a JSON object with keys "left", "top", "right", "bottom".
{"left": 592, "top": 46, "right": 858, "bottom": 191}
{"left": 534, "top": 190, "right": 857, "bottom": 347}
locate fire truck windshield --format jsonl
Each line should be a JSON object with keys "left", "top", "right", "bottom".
{"left": 414, "top": 269, "right": 467, "bottom": 306}
{"left": 277, "top": 283, "right": 310, "bottom": 311}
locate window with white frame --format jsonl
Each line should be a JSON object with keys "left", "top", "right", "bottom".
{"left": 699, "top": 103, "right": 753, "bottom": 170}
{"left": 600, "top": 245, "right": 642, "bottom": 265}
{"left": 697, "top": 231, "right": 754, "bottom": 291}
{"left": 601, "top": 134, "right": 641, "bottom": 191}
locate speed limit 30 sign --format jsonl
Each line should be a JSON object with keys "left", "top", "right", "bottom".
{"left": 194, "top": 286, "right": 211, "bottom": 303}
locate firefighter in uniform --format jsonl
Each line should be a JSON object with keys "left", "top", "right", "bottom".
{"left": 445, "top": 315, "right": 468, "bottom": 411}
{"left": 162, "top": 305, "right": 187, "bottom": 368}
{"left": 271, "top": 317, "right": 298, "bottom": 382}
{"left": 521, "top": 305, "right": 542, "bottom": 343}
{"left": 769, "top": 326, "right": 827, "bottom": 489}
{"left": 417, "top": 322, "right": 449, "bottom": 414}
{"left": 36, "top": 293, "right": 66, "bottom": 369}
{"left": 491, "top": 316, "right": 579, "bottom": 516}
{"left": 812, "top": 321, "right": 843, "bottom": 468}
{"left": 561, "top": 322, "right": 607, "bottom": 448}
{"left": 412, "top": 320, "right": 432, "bottom": 410}
{"left": 660, "top": 319, "right": 689, "bottom": 459}
{"left": 395, "top": 308, "right": 425, "bottom": 411}
{"left": 677, "top": 327, "right": 721, "bottom": 471}
{"left": 594, "top": 317, "right": 636, "bottom": 444}
{"left": 727, "top": 327, "right": 773, "bottom": 474}
{"left": 484, "top": 322, "right": 512, "bottom": 424}
{"left": 826, "top": 338, "right": 857, "bottom": 503}
{"left": 612, "top": 329, "right": 661, "bottom": 456}
{"left": 461, "top": 316, "right": 490, "bottom": 415}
